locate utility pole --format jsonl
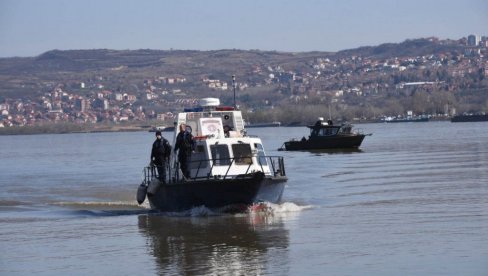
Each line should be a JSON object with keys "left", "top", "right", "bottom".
{"left": 232, "top": 75, "right": 237, "bottom": 109}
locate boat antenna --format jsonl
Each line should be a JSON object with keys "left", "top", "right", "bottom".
{"left": 232, "top": 75, "right": 237, "bottom": 109}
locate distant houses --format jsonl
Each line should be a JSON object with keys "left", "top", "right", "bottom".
{"left": 1, "top": 35, "right": 488, "bottom": 128}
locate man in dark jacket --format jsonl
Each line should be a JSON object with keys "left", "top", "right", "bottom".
{"left": 151, "top": 131, "right": 171, "bottom": 182}
{"left": 174, "top": 124, "right": 194, "bottom": 179}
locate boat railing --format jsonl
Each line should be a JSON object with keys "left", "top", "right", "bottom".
{"left": 184, "top": 155, "right": 286, "bottom": 181}
{"left": 338, "top": 123, "right": 365, "bottom": 135}
{"left": 142, "top": 164, "right": 170, "bottom": 185}
{"left": 142, "top": 155, "right": 286, "bottom": 185}
{"left": 352, "top": 128, "right": 363, "bottom": 135}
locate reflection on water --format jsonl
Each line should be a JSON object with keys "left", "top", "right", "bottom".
{"left": 279, "top": 148, "right": 364, "bottom": 154}
{"left": 138, "top": 211, "right": 290, "bottom": 275}
{"left": 305, "top": 148, "right": 364, "bottom": 155}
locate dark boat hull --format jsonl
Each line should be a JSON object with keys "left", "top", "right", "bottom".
{"left": 284, "top": 134, "right": 366, "bottom": 150}
{"left": 451, "top": 115, "right": 488, "bottom": 122}
{"left": 245, "top": 123, "right": 281, "bottom": 128}
{"left": 147, "top": 172, "right": 287, "bottom": 212}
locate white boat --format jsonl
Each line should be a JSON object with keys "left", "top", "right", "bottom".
{"left": 137, "top": 98, "right": 287, "bottom": 212}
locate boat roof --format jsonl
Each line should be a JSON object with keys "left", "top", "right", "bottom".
{"left": 306, "top": 124, "right": 342, "bottom": 129}
{"left": 171, "top": 98, "right": 247, "bottom": 142}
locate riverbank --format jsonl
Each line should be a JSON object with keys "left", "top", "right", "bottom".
{"left": 0, "top": 122, "right": 151, "bottom": 135}
{"left": 1, "top": 117, "right": 454, "bottom": 135}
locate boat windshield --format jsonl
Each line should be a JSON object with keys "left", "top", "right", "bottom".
{"left": 210, "top": 144, "right": 231, "bottom": 166}
{"left": 255, "top": 143, "right": 267, "bottom": 166}
{"left": 339, "top": 125, "right": 352, "bottom": 134}
{"left": 311, "top": 127, "right": 339, "bottom": 136}
{"left": 190, "top": 145, "right": 208, "bottom": 169}
{"left": 232, "top": 143, "right": 252, "bottom": 165}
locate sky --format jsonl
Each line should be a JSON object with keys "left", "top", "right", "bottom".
{"left": 0, "top": 0, "right": 487, "bottom": 57}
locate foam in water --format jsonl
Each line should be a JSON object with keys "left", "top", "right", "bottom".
{"left": 159, "top": 201, "right": 313, "bottom": 218}
{"left": 48, "top": 200, "right": 313, "bottom": 219}
{"left": 54, "top": 200, "right": 145, "bottom": 208}
{"left": 262, "top": 202, "right": 313, "bottom": 213}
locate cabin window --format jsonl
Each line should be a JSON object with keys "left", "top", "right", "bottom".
{"left": 340, "top": 126, "right": 352, "bottom": 134}
{"left": 190, "top": 145, "right": 208, "bottom": 169}
{"left": 210, "top": 144, "right": 231, "bottom": 166}
{"left": 232, "top": 143, "right": 253, "bottom": 165}
{"left": 320, "top": 128, "right": 338, "bottom": 136}
{"left": 255, "top": 143, "right": 267, "bottom": 166}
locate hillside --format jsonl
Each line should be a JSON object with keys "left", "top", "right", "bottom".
{"left": 1, "top": 37, "right": 487, "bottom": 130}
{"left": 336, "top": 38, "right": 462, "bottom": 58}
{"left": 0, "top": 38, "right": 462, "bottom": 75}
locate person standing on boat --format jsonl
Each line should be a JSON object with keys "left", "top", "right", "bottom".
{"left": 223, "top": 125, "right": 232, "bottom": 138}
{"left": 174, "top": 124, "right": 194, "bottom": 179}
{"left": 151, "top": 131, "right": 171, "bottom": 182}
{"left": 315, "top": 117, "right": 324, "bottom": 127}
{"left": 312, "top": 117, "right": 324, "bottom": 136}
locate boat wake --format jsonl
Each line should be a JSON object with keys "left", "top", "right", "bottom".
{"left": 161, "top": 201, "right": 313, "bottom": 217}
{"left": 0, "top": 199, "right": 30, "bottom": 207}
{"left": 261, "top": 201, "right": 313, "bottom": 213}
{"left": 54, "top": 200, "right": 148, "bottom": 209}
{"left": 51, "top": 200, "right": 152, "bottom": 217}
{"left": 44, "top": 201, "right": 312, "bottom": 219}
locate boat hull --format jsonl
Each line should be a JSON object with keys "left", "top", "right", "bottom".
{"left": 245, "top": 122, "right": 281, "bottom": 128}
{"left": 284, "top": 134, "right": 366, "bottom": 150}
{"left": 385, "top": 118, "right": 429, "bottom": 123}
{"left": 147, "top": 172, "right": 287, "bottom": 212}
{"left": 451, "top": 115, "right": 488, "bottom": 122}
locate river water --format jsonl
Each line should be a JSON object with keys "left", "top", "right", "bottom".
{"left": 1, "top": 122, "right": 487, "bottom": 275}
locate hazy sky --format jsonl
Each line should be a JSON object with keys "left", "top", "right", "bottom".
{"left": 0, "top": 0, "right": 487, "bottom": 57}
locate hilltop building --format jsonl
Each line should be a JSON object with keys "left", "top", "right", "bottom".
{"left": 467, "top": 34, "right": 481, "bottom": 46}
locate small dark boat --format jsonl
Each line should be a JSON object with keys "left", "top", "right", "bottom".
{"left": 148, "top": 126, "right": 175, "bottom": 132}
{"left": 137, "top": 98, "right": 287, "bottom": 212}
{"left": 281, "top": 119, "right": 371, "bottom": 151}
{"left": 451, "top": 114, "right": 488, "bottom": 122}
{"left": 161, "top": 126, "right": 175, "bottom": 132}
{"left": 245, "top": 121, "right": 281, "bottom": 128}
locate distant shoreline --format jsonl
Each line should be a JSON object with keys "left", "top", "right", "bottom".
{"left": 0, "top": 123, "right": 151, "bottom": 136}
{"left": 0, "top": 117, "right": 455, "bottom": 135}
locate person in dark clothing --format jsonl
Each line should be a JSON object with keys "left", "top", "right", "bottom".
{"left": 312, "top": 117, "right": 324, "bottom": 136}
{"left": 223, "top": 125, "right": 231, "bottom": 137}
{"left": 174, "top": 124, "right": 194, "bottom": 179}
{"left": 151, "top": 131, "right": 171, "bottom": 182}
{"left": 315, "top": 117, "right": 324, "bottom": 127}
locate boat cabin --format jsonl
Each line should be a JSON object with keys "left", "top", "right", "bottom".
{"left": 309, "top": 125, "right": 340, "bottom": 137}
{"left": 306, "top": 119, "right": 355, "bottom": 138}
{"left": 170, "top": 98, "right": 281, "bottom": 180}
